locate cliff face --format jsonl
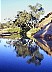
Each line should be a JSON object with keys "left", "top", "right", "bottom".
{"left": 36, "top": 12, "right": 52, "bottom": 28}
{"left": 34, "top": 21, "right": 52, "bottom": 40}
{"left": 34, "top": 12, "right": 52, "bottom": 39}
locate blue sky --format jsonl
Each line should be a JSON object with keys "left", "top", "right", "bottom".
{"left": 0, "top": 0, "right": 1, "bottom": 22}
{"left": 1, "top": 0, "right": 52, "bottom": 22}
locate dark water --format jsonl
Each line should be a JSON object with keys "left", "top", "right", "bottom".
{"left": 0, "top": 38, "right": 52, "bottom": 72}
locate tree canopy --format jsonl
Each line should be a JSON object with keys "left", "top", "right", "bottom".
{"left": 0, "top": 3, "right": 45, "bottom": 38}
{"left": 29, "top": 3, "right": 45, "bottom": 23}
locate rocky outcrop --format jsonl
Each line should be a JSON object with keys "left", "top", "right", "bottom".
{"left": 34, "top": 21, "right": 52, "bottom": 40}
{"left": 36, "top": 12, "right": 52, "bottom": 28}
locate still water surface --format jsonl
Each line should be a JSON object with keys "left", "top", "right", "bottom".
{"left": 0, "top": 38, "right": 52, "bottom": 72}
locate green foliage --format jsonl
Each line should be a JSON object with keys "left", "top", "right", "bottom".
{"left": 0, "top": 24, "right": 4, "bottom": 29}
{"left": 0, "top": 3, "right": 45, "bottom": 38}
{"left": 15, "top": 10, "right": 31, "bottom": 26}
{"left": 29, "top": 3, "right": 45, "bottom": 20}
{"left": 4, "top": 34, "right": 21, "bottom": 39}
{"left": 9, "top": 34, "right": 21, "bottom": 39}
{"left": 7, "top": 27, "right": 21, "bottom": 33}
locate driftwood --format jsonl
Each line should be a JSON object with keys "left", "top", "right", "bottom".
{"left": 0, "top": 32, "right": 19, "bottom": 37}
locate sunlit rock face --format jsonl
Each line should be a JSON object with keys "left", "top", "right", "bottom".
{"left": 34, "top": 21, "right": 52, "bottom": 40}
{"left": 36, "top": 12, "right": 52, "bottom": 28}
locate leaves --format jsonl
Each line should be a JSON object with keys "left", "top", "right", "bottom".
{"left": 14, "top": 10, "right": 31, "bottom": 25}
{"left": 29, "top": 3, "right": 45, "bottom": 20}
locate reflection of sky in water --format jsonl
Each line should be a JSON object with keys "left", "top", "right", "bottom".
{"left": 39, "top": 48, "right": 52, "bottom": 72}
{"left": 0, "top": 38, "right": 52, "bottom": 72}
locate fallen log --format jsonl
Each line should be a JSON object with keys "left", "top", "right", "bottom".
{"left": 0, "top": 32, "right": 12, "bottom": 36}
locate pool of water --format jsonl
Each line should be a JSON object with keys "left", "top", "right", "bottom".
{"left": 0, "top": 38, "right": 52, "bottom": 72}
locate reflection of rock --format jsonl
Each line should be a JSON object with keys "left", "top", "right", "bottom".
{"left": 35, "top": 38, "right": 52, "bottom": 56}
{"left": 13, "top": 38, "right": 44, "bottom": 65}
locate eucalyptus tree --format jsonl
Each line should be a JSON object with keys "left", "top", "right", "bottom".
{"left": 13, "top": 10, "right": 31, "bottom": 37}
{"left": 11, "top": 3, "right": 45, "bottom": 37}
{"left": 0, "top": 23, "right": 4, "bottom": 29}
{"left": 29, "top": 3, "right": 45, "bottom": 28}
{"left": 14, "top": 10, "right": 31, "bottom": 26}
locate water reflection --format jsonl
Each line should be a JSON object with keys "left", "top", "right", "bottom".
{"left": 35, "top": 38, "right": 52, "bottom": 56}
{"left": 6, "top": 38, "right": 44, "bottom": 65}
{"left": 0, "top": 38, "right": 52, "bottom": 72}
{"left": 0, "top": 40, "right": 1, "bottom": 43}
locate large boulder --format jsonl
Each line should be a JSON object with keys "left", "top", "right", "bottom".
{"left": 34, "top": 21, "right": 52, "bottom": 40}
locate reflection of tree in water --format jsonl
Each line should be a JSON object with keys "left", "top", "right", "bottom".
{"left": 13, "top": 38, "right": 44, "bottom": 65}
{"left": 0, "top": 40, "right": 1, "bottom": 43}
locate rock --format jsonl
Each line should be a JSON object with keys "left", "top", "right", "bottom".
{"left": 34, "top": 22, "right": 52, "bottom": 39}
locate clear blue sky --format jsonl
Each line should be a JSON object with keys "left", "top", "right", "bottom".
{"left": 1, "top": 0, "right": 52, "bottom": 22}
{"left": 0, "top": 0, "right": 1, "bottom": 22}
